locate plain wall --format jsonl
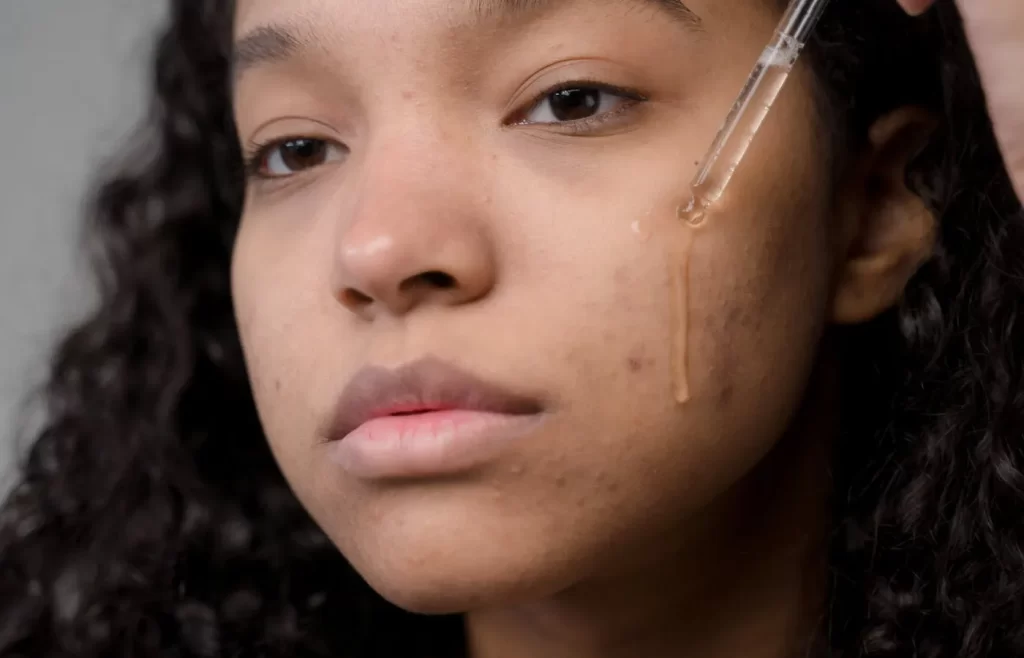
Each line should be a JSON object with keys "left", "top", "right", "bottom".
{"left": 0, "top": 1, "right": 166, "bottom": 492}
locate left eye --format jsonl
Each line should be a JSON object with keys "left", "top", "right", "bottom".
{"left": 520, "top": 85, "right": 639, "bottom": 125}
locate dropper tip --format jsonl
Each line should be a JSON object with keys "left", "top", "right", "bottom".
{"left": 678, "top": 193, "right": 708, "bottom": 227}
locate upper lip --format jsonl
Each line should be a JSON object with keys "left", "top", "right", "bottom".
{"left": 323, "top": 356, "right": 543, "bottom": 441}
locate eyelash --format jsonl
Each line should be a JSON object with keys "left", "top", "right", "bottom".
{"left": 511, "top": 79, "right": 649, "bottom": 132}
{"left": 241, "top": 79, "right": 649, "bottom": 180}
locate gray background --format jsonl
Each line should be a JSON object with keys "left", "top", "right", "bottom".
{"left": 0, "top": 2, "right": 166, "bottom": 492}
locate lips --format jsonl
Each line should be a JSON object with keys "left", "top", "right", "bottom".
{"left": 323, "top": 356, "right": 543, "bottom": 443}
{"left": 320, "top": 357, "right": 546, "bottom": 478}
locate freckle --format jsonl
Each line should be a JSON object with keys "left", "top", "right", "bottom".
{"left": 628, "top": 357, "right": 643, "bottom": 373}
{"left": 274, "top": 379, "right": 282, "bottom": 392}
{"left": 555, "top": 476, "right": 567, "bottom": 489}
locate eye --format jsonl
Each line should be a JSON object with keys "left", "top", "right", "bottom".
{"left": 248, "top": 138, "right": 347, "bottom": 178}
{"left": 518, "top": 83, "right": 645, "bottom": 126}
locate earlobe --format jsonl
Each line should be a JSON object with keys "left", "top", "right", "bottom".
{"left": 830, "top": 107, "right": 939, "bottom": 325}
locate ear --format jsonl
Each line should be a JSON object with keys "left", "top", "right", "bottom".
{"left": 830, "top": 107, "right": 939, "bottom": 325}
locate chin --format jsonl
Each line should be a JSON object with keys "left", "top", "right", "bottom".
{"left": 367, "top": 576, "right": 497, "bottom": 615}
{"left": 314, "top": 477, "right": 591, "bottom": 614}
{"left": 347, "top": 537, "right": 579, "bottom": 615}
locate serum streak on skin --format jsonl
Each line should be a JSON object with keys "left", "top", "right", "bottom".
{"left": 668, "top": 216, "right": 703, "bottom": 405}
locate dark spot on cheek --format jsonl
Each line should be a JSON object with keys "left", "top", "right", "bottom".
{"left": 274, "top": 378, "right": 282, "bottom": 392}
{"left": 626, "top": 346, "right": 653, "bottom": 374}
{"left": 717, "top": 382, "right": 735, "bottom": 407}
{"left": 555, "top": 476, "right": 567, "bottom": 489}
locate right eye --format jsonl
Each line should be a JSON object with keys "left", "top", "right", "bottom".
{"left": 248, "top": 138, "right": 347, "bottom": 178}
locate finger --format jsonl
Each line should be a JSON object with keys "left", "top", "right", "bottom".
{"left": 896, "top": 0, "right": 937, "bottom": 16}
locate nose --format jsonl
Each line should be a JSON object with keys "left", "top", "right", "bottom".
{"left": 332, "top": 160, "right": 497, "bottom": 319}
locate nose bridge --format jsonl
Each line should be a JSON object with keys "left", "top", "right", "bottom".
{"left": 331, "top": 127, "right": 496, "bottom": 318}
{"left": 363, "top": 126, "right": 459, "bottom": 211}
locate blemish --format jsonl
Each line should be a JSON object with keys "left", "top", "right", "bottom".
{"left": 717, "top": 382, "right": 735, "bottom": 407}
{"left": 626, "top": 345, "right": 650, "bottom": 374}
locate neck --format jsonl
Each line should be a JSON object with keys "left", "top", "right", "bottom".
{"left": 465, "top": 360, "right": 837, "bottom": 658}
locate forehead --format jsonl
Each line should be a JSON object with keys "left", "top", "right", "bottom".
{"left": 234, "top": 0, "right": 701, "bottom": 36}
{"left": 232, "top": 0, "right": 703, "bottom": 81}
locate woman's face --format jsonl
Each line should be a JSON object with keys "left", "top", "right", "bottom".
{"left": 231, "top": 0, "right": 845, "bottom": 612}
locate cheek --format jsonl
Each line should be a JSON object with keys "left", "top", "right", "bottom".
{"left": 541, "top": 112, "right": 833, "bottom": 521}
{"left": 692, "top": 216, "right": 830, "bottom": 411}
{"left": 682, "top": 165, "right": 835, "bottom": 470}
{"left": 686, "top": 68, "right": 836, "bottom": 410}
{"left": 230, "top": 221, "right": 327, "bottom": 473}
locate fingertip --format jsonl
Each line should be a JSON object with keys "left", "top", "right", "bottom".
{"left": 897, "top": 0, "right": 935, "bottom": 17}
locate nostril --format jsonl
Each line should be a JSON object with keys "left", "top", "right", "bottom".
{"left": 417, "top": 271, "right": 456, "bottom": 289}
{"left": 395, "top": 271, "right": 457, "bottom": 300}
{"left": 340, "top": 288, "right": 374, "bottom": 308}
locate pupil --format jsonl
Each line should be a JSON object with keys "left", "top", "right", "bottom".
{"left": 549, "top": 88, "right": 600, "bottom": 121}
{"left": 282, "top": 139, "right": 325, "bottom": 170}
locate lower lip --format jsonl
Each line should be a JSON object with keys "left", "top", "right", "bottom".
{"left": 327, "top": 410, "right": 543, "bottom": 479}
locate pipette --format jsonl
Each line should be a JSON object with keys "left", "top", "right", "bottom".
{"left": 680, "top": 0, "right": 833, "bottom": 225}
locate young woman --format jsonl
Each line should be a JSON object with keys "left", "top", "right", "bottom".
{"left": 1, "top": 0, "right": 1022, "bottom": 656}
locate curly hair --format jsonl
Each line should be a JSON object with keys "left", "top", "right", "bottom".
{"left": 0, "top": 0, "right": 1021, "bottom": 656}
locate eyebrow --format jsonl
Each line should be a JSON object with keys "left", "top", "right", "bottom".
{"left": 232, "top": 0, "right": 702, "bottom": 84}
{"left": 469, "top": 0, "right": 701, "bottom": 25}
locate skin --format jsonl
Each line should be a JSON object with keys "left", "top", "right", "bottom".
{"left": 895, "top": 0, "right": 1024, "bottom": 203}
{"left": 933, "top": 0, "right": 1024, "bottom": 201}
{"left": 228, "top": 0, "right": 1019, "bottom": 656}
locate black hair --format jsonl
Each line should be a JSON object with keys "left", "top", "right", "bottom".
{"left": 0, "top": 1, "right": 1021, "bottom": 656}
